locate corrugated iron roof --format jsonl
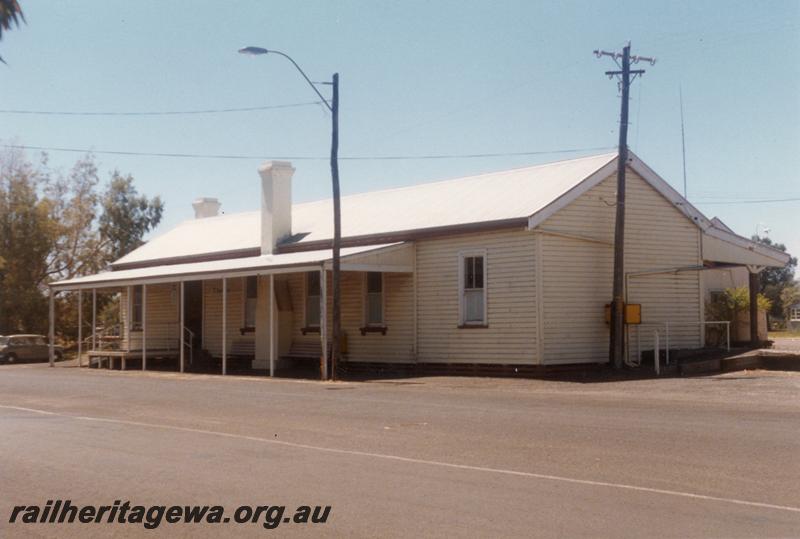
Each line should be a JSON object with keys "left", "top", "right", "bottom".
{"left": 114, "top": 152, "right": 618, "bottom": 267}
{"left": 51, "top": 244, "right": 403, "bottom": 290}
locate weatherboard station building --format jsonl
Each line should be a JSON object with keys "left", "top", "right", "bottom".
{"left": 50, "top": 152, "right": 790, "bottom": 376}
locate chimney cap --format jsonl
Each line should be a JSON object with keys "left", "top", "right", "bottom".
{"left": 192, "top": 197, "right": 221, "bottom": 219}
{"left": 258, "top": 160, "right": 295, "bottom": 173}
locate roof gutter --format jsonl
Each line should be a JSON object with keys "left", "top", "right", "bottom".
{"left": 276, "top": 218, "right": 529, "bottom": 254}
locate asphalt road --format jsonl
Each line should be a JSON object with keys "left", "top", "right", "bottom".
{"left": 0, "top": 364, "right": 798, "bottom": 538}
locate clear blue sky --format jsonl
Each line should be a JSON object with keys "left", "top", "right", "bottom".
{"left": 2, "top": 0, "right": 798, "bottom": 259}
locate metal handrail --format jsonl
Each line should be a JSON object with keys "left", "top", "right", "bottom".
{"left": 634, "top": 320, "right": 732, "bottom": 368}
{"left": 80, "top": 324, "right": 121, "bottom": 351}
{"left": 701, "top": 321, "right": 731, "bottom": 352}
{"left": 183, "top": 326, "right": 195, "bottom": 367}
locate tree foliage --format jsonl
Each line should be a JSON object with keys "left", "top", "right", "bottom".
{"left": 0, "top": 0, "right": 23, "bottom": 39}
{"left": 752, "top": 235, "right": 797, "bottom": 321}
{"left": 0, "top": 0, "right": 24, "bottom": 63}
{"left": 781, "top": 282, "right": 800, "bottom": 322}
{"left": 705, "top": 286, "right": 772, "bottom": 323}
{"left": 99, "top": 172, "right": 163, "bottom": 262}
{"left": 0, "top": 151, "right": 53, "bottom": 332}
{"left": 0, "top": 148, "right": 163, "bottom": 336}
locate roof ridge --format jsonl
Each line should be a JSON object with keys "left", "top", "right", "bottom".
{"left": 166, "top": 152, "right": 618, "bottom": 221}
{"left": 291, "top": 151, "right": 618, "bottom": 208}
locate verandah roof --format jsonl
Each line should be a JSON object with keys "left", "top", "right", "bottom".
{"left": 50, "top": 243, "right": 412, "bottom": 291}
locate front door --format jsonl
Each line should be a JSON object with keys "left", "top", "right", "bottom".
{"left": 183, "top": 281, "right": 203, "bottom": 349}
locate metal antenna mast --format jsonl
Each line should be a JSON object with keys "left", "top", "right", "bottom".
{"left": 680, "top": 86, "right": 688, "bottom": 198}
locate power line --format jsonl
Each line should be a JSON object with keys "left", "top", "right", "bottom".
{"left": 693, "top": 197, "right": 800, "bottom": 205}
{"left": 0, "top": 101, "right": 324, "bottom": 116}
{"left": 1, "top": 144, "right": 615, "bottom": 162}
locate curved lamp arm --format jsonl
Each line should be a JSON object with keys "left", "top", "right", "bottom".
{"left": 239, "top": 46, "right": 332, "bottom": 112}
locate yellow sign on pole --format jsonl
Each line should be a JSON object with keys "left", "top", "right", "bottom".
{"left": 605, "top": 303, "right": 642, "bottom": 325}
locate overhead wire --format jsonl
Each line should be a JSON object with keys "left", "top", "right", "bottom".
{"left": 0, "top": 101, "right": 324, "bottom": 116}
{"left": 1, "top": 143, "right": 616, "bottom": 162}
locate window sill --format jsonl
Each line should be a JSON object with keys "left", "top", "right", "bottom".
{"left": 301, "top": 326, "right": 321, "bottom": 335}
{"left": 457, "top": 324, "right": 488, "bottom": 329}
{"left": 359, "top": 326, "right": 388, "bottom": 336}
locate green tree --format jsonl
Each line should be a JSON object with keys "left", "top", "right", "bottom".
{"left": 0, "top": 0, "right": 23, "bottom": 37}
{"left": 45, "top": 157, "right": 102, "bottom": 281}
{"left": 752, "top": 235, "right": 797, "bottom": 322}
{"left": 98, "top": 171, "right": 163, "bottom": 263}
{"left": 0, "top": 149, "right": 164, "bottom": 338}
{"left": 781, "top": 282, "right": 800, "bottom": 323}
{"left": 0, "top": 0, "right": 24, "bottom": 63}
{"left": 0, "top": 149, "right": 54, "bottom": 333}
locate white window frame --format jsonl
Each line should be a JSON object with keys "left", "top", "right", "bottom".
{"left": 458, "top": 249, "right": 488, "bottom": 327}
{"left": 243, "top": 276, "right": 258, "bottom": 330}
{"left": 131, "top": 284, "right": 143, "bottom": 331}
{"left": 363, "top": 272, "right": 386, "bottom": 327}
{"left": 791, "top": 307, "right": 800, "bottom": 322}
{"left": 304, "top": 271, "right": 321, "bottom": 328}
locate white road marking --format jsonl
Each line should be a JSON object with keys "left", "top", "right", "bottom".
{"left": 2, "top": 404, "right": 799, "bottom": 515}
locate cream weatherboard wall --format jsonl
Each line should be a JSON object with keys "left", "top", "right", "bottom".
{"left": 415, "top": 228, "right": 539, "bottom": 364}
{"left": 336, "top": 271, "right": 415, "bottom": 363}
{"left": 119, "top": 283, "right": 179, "bottom": 350}
{"left": 538, "top": 168, "right": 702, "bottom": 364}
{"left": 282, "top": 270, "right": 415, "bottom": 363}
{"left": 202, "top": 278, "right": 249, "bottom": 357}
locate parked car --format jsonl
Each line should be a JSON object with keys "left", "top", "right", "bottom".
{"left": 0, "top": 335, "right": 63, "bottom": 363}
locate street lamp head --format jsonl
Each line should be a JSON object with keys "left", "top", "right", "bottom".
{"left": 238, "top": 46, "right": 269, "bottom": 56}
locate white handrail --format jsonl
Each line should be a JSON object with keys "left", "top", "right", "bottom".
{"left": 635, "top": 320, "right": 732, "bottom": 367}
{"left": 183, "top": 326, "right": 195, "bottom": 367}
{"left": 701, "top": 321, "right": 730, "bottom": 351}
{"left": 654, "top": 330, "right": 660, "bottom": 376}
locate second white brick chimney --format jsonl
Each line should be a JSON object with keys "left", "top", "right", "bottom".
{"left": 192, "top": 197, "right": 221, "bottom": 219}
{"left": 259, "top": 160, "right": 294, "bottom": 255}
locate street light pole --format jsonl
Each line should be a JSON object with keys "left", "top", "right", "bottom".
{"left": 239, "top": 47, "right": 341, "bottom": 381}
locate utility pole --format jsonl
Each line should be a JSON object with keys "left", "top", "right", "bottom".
{"left": 330, "top": 73, "right": 341, "bottom": 381}
{"left": 594, "top": 42, "right": 655, "bottom": 369}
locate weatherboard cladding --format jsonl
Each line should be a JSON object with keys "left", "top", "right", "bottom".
{"left": 416, "top": 228, "right": 539, "bottom": 365}
{"left": 203, "top": 278, "right": 248, "bottom": 358}
{"left": 539, "top": 170, "right": 702, "bottom": 364}
{"left": 119, "top": 284, "right": 179, "bottom": 351}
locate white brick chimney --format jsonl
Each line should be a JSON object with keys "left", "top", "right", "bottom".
{"left": 192, "top": 197, "right": 221, "bottom": 219}
{"left": 259, "top": 161, "right": 294, "bottom": 255}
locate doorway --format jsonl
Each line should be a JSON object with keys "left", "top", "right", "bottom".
{"left": 183, "top": 281, "right": 203, "bottom": 350}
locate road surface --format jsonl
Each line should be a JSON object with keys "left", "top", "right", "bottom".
{"left": 0, "top": 364, "right": 798, "bottom": 537}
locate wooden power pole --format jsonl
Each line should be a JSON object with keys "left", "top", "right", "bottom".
{"left": 330, "top": 73, "right": 341, "bottom": 381}
{"left": 594, "top": 43, "right": 655, "bottom": 369}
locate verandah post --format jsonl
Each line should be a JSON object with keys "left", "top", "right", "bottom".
{"left": 77, "top": 290, "right": 82, "bottom": 368}
{"left": 92, "top": 288, "right": 97, "bottom": 354}
{"left": 142, "top": 284, "right": 147, "bottom": 371}
{"left": 48, "top": 289, "right": 55, "bottom": 367}
{"left": 222, "top": 277, "right": 227, "bottom": 376}
{"left": 180, "top": 281, "right": 185, "bottom": 373}
{"left": 320, "top": 268, "right": 328, "bottom": 381}
{"left": 269, "top": 273, "right": 275, "bottom": 377}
